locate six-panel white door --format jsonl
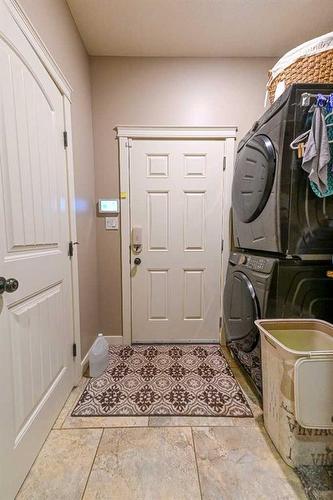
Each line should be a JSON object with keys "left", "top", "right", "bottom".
{"left": 130, "top": 139, "right": 224, "bottom": 343}
{"left": 0, "top": 2, "right": 75, "bottom": 497}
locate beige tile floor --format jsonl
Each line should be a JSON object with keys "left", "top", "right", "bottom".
{"left": 16, "top": 347, "right": 306, "bottom": 500}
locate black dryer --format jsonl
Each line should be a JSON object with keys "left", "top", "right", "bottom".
{"left": 232, "top": 83, "right": 333, "bottom": 256}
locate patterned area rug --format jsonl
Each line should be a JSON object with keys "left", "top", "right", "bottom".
{"left": 72, "top": 345, "right": 253, "bottom": 417}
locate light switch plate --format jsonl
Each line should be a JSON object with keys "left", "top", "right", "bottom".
{"left": 105, "top": 216, "right": 119, "bottom": 230}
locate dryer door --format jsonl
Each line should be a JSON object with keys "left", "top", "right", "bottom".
{"left": 232, "top": 134, "right": 276, "bottom": 223}
{"left": 223, "top": 270, "right": 260, "bottom": 352}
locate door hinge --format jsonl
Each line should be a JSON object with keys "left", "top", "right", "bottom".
{"left": 63, "top": 131, "right": 68, "bottom": 149}
{"left": 219, "top": 317, "right": 222, "bottom": 329}
{"left": 223, "top": 155, "right": 226, "bottom": 171}
{"left": 126, "top": 138, "right": 133, "bottom": 148}
{"left": 68, "top": 241, "right": 79, "bottom": 258}
{"left": 72, "top": 343, "right": 77, "bottom": 357}
{"left": 221, "top": 239, "right": 224, "bottom": 252}
{"left": 68, "top": 241, "right": 73, "bottom": 258}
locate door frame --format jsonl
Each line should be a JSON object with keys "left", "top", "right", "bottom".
{"left": 4, "top": 0, "right": 82, "bottom": 382}
{"left": 116, "top": 126, "right": 237, "bottom": 344}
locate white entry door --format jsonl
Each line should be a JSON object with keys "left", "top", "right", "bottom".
{"left": 0, "top": 2, "right": 75, "bottom": 497}
{"left": 130, "top": 139, "right": 224, "bottom": 343}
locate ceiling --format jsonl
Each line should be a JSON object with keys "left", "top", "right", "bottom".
{"left": 66, "top": 0, "right": 333, "bottom": 58}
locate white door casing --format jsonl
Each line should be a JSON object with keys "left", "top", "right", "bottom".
{"left": 0, "top": 1, "right": 80, "bottom": 497}
{"left": 117, "top": 128, "right": 237, "bottom": 344}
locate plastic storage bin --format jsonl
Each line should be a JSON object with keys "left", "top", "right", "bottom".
{"left": 255, "top": 319, "right": 333, "bottom": 468}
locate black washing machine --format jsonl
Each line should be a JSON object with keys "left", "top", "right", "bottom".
{"left": 232, "top": 83, "right": 333, "bottom": 256}
{"left": 223, "top": 251, "right": 333, "bottom": 395}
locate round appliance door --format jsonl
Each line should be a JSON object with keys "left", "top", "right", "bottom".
{"left": 223, "top": 270, "right": 260, "bottom": 352}
{"left": 232, "top": 134, "right": 276, "bottom": 223}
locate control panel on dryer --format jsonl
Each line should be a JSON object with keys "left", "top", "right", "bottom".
{"left": 246, "top": 256, "right": 267, "bottom": 271}
{"left": 237, "top": 254, "right": 268, "bottom": 272}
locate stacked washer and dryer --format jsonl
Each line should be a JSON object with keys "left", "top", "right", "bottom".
{"left": 223, "top": 83, "right": 333, "bottom": 395}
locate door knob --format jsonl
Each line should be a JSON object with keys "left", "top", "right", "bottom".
{"left": 134, "top": 258, "right": 141, "bottom": 265}
{"left": 0, "top": 277, "right": 19, "bottom": 294}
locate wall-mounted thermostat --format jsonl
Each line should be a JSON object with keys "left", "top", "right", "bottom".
{"left": 98, "top": 199, "right": 119, "bottom": 214}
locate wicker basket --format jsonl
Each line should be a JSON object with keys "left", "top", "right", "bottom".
{"left": 267, "top": 48, "right": 333, "bottom": 103}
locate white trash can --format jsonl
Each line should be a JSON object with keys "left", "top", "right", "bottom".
{"left": 255, "top": 319, "right": 333, "bottom": 468}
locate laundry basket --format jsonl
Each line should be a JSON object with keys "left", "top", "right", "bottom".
{"left": 267, "top": 32, "right": 333, "bottom": 103}
{"left": 255, "top": 319, "right": 333, "bottom": 468}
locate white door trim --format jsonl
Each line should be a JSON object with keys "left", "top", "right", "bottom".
{"left": 5, "top": 0, "right": 72, "bottom": 100}
{"left": 63, "top": 99, "right": 82, "bottom": 383}
{"left": 4, "top": 0, "right": 81, "bottom": 382}
{"left": 116, "top": 127, "right": 237, "bottom": 345}
{"left": 116, "top": 126, "right": 237, "bottom": 139}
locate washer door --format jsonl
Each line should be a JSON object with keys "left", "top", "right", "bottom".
{"left": 232, "top": 134, "right": 276, "bottom": 223}
{"left": 223, "top": 270, "right": 260, "bottom": 352}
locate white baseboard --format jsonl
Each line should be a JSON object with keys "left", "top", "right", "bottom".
{"left": 105, "top": 335, "right": 124, "bottom": 345}
{"left": 81, "top": 348, "right": 90, "bottom": 374}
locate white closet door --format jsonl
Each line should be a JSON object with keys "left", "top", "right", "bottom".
{"left": 0, "top": 2, "right": 74, "bottom": 497}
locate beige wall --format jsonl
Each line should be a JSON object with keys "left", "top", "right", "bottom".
{"left": 19, "top": 0, "right": 99, "bottom": 357}
{"left": 90, "top": 56, "right": 276, "bottom": 337}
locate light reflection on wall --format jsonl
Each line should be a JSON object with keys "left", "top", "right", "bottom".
{"left": 75, "top": 198, "right": 89, "bottom": 213}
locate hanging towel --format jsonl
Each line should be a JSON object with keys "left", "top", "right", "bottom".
{"left": 310, "top": 109, "right": 333, "bottom": 197}
{"left": 302, "top": 106, "right": 330, "bottom": 193}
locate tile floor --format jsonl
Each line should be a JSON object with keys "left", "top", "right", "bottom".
{"left": 16, "top": 347, "right": 307, "bottom": 500}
